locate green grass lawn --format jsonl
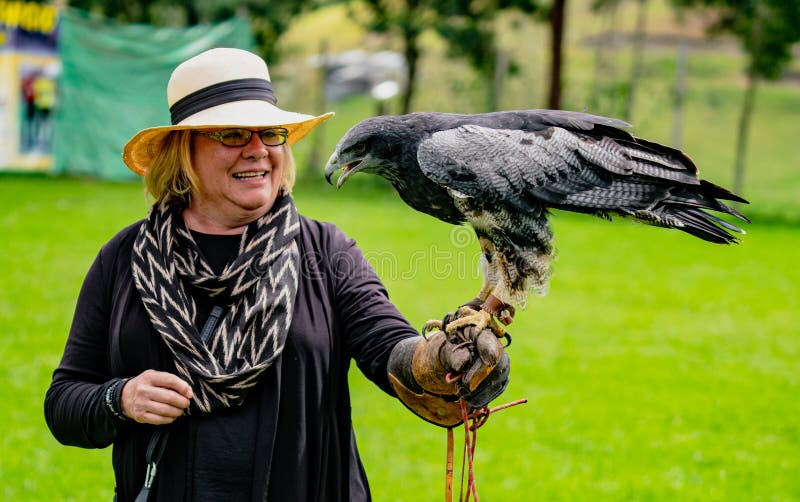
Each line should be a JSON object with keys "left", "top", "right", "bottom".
{"left": 0, "top": 175, "right": 797, "bottom": 500}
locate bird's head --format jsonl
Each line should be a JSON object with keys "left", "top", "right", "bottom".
{"left": 324, "top": 116, "right": 405, "bottom": 188}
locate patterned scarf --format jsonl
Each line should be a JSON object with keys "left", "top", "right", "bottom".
{"left": 131, "top": 194, "right": 300, "bottom": 413}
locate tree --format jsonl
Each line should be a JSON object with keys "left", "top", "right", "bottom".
{"left": 433, "top": 0, "right": 540, "bottom": 112}
{"left": 546, "top": 0, "right": 566, "bottom": 109}
{"left": 357, "top": 0, "right": 541, "bottom": 113}
{"left": 208, "top": 1, "right": 321, "bottom": 65}
{"left": 672, "top": 0, "right": 800, "bottom": 196}
{"left": 624, "top": 0, "right": 649, "bottom": 122}
{"left": 357, "top": 0, "right": 431, "bottom": 114}
{"left": 66, "top": 0, "right": 315, "bottom": 64}
{"left": 588, "top": 0, "right": 622, "bottom": 116}
{"left": 590, "top": 0, "right": 650, "bottom": 121}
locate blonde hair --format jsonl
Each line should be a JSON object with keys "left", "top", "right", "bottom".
{"left": 144, "top": 130, "right": 297, "bottom": 204}
{"left": 282, "top": 148, "right": 297, "bottom": 194}
{"left": 144, "top": 131, "right": 195, "bottom": 205}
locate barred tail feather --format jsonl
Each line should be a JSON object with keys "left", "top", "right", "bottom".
{"left": 698, "top": 179, "right": 749, "bottom": 205}
{"left": 648, "top": 177, "right": 749, "bottom": 244}
{"left": 666, "top": 207, "right": 745, "bottom": 244}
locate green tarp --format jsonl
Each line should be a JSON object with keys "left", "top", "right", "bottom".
{"left": 54, "top": 9, "right": 253, "bottom": 180}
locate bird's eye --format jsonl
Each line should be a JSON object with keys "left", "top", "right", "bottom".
{"left": 353, "top": 143, "right": 366, "bottom": 154}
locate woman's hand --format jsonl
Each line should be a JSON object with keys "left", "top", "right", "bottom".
{"left": 120, "top": 370, "right": 193, "bottom": 424}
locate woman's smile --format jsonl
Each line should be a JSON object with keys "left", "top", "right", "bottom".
{"left": 183, "top": 131, "right": 286, "bottom": 233}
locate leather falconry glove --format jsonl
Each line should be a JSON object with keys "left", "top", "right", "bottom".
{"left": 388, "top": 320, "right": 510, "bottom": 428}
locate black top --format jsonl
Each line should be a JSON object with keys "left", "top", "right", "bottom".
{"left": 45, "top": 215, "right": 419, "bottom": 501}
{"left": 189, "top": 230, "right": 240, "bottom": 275}
{"left": 189, "top": 229, "right": 256, "bottom": 501}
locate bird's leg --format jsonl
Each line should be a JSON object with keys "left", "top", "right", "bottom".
{"left": 435, "top": 294, "right": 515, "bottom": 339}
{"left": 422, "top": 281, "right": 494, "bottom": 335}
{"left": 459, "top": 282, "right": 493, "bottom": 311}
{"left": 443, "top": 297, "right": 513, "bottom": 336}
{"left": 447, "top": 236, "right": 516, "bottom": 330}
{"left": 424, "top": 286, "right": 515, "bottom": 339}
{"left": 423, "top": 304, "right": 502, "bottom": 339}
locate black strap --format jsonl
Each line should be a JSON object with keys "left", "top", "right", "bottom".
{"left": 132, "top": 306, "right": 223, "bottom": 501}
{"left": 134, "top": 428, "right": 170, "bottom": 502}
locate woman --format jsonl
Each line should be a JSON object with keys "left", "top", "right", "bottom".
{"left": 45, "top": 48, "right": 508, "bottom": 501}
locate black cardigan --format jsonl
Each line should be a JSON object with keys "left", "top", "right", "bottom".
{"left": 45, "top": 215, "right": 418, "bottom": 501}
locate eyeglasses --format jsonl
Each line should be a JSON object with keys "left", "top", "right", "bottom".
{"left": 194, "top": 128, "right": 289, "bottom": 147}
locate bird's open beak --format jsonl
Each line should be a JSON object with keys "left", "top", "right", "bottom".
{"left": 325, "top": 153, "right": 364, "bottom": 189}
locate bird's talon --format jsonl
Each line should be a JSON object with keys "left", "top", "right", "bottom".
{"left": 441, "top": 312, "right": 457, "bottom": 332}
{"left": 444, "top": 309, "right": 493, "bottom": 336}
{"left": 457, "top": 305, "right": 480, "bottom": 316}
{"left": 421, "top": 320, "right": 443, "bottom": 337}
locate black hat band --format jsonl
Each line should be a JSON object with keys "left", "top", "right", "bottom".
{"left": 169, "top": 78, "right": 277, "bottom": 125}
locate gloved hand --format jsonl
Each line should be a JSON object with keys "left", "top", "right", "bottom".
{"left": 388, "top": 319, "right": 510, "bottom": 427}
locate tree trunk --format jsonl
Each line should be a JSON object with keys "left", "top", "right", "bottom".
{"left": 185, "top": 2, "right": 200, "bottom": 24}
{"left": 624, "top": 0, "right": 647, "bottom": 122}
{"left": 547, "top": 0, "right": 566, "bottom": 109}
{"left": 401, "top": 32, "right": 419, "bottom": 115}
{"left": 733, "top": 71, "right": 757, "bottom": 198}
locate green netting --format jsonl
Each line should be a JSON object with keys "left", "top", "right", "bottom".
{"left": 53, "top": 9, "right": 253, "bottom": 180}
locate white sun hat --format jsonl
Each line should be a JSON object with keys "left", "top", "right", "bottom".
{"left": 123, "top": 47, "right": 334, "bottom": 175}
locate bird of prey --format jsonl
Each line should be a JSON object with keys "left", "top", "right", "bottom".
{"left": 324, "top": 109, "right": 748, "bottom": 330}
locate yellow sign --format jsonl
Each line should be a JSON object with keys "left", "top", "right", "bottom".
{"left": 0, "top": 2, "right": 60, "bottom": 171}
{"left": 0, "top": 2, "right": 58, "bottom": 35}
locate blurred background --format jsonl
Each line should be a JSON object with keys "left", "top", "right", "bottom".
{"left": 1, "top": 0, "right": 798, "bottom": 500}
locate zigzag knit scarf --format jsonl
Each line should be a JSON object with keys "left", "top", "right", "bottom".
{"left": 131, "top": 195, "right": 300, "bottom": 414}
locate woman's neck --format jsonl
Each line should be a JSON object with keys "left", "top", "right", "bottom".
{"left": 181, "top": 206, "right": 252, "bottom": 235}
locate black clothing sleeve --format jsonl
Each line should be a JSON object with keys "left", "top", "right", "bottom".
{"left": 44, "top": 248, "right": 130, "bottom": 448}
{"left": 325, "top": 222, "right": 419, "bottom": 395}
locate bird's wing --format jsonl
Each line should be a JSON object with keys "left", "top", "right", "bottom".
{"left": 417, "top": 124, "right": 747, "bottom": 243}
{"left": 419, "top": 124, "right": 694, "bottom": 210}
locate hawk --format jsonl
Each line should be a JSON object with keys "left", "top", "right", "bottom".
{"left": 324, "top": 109, "right": 748, "bottom": 330}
